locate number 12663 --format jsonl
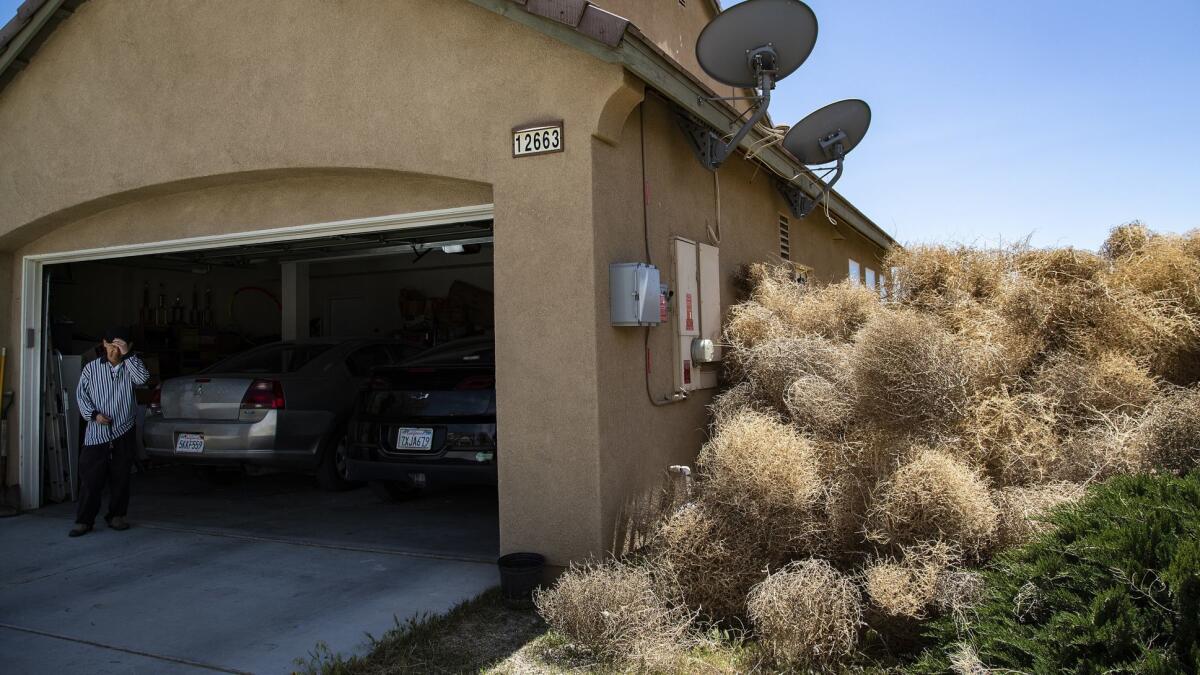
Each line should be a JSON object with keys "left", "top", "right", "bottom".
{"left": 513, "top": 124, "right": 563, "bottom": 157}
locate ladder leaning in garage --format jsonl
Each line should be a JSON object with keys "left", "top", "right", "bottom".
{"left": 43, "top": 348, "right": 74, "bottom": 503}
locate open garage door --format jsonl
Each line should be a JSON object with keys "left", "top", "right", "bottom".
{"left": 29, "top": 216, "right": 499, "bottom": 560}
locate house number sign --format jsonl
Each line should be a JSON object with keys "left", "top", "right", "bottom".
{"left": 512, "top": 122, "right": 564, "bottom": 157}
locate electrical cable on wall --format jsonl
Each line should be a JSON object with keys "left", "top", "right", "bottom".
{"left": 639, "top": 105, "right": 685, "bottom": 407}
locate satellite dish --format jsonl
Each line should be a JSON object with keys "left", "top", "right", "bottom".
{"left": 696, "top": 0, "right": 818, "bottom": 89}
{"left": 783, "top": 99, "right": 872, "bottom": 166}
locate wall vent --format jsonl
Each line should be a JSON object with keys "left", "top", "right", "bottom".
{"left": 778, "top": 214, "right": 791, "bottom": 261}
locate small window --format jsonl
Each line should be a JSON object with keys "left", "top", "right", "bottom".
{"left": 848, "top": 259, "right": 861, "bottom": 285}
{"left": 865, "top": 267, "right": 877, "bottom": 289}
{"left": 778, "top": 214, "right": 791, "bottom": 261}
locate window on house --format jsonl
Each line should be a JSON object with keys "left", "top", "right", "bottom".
{"left": 848, "top": 259, "right": 861, "bottom": 285}
{"left": 778, "top": 214, "right": 790, "bottom": 261}
{"left": 865, "top": 267, "right": 877, "bottom": 290}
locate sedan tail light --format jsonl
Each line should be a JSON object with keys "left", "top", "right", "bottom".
{"left": 148, "top": 385, "right": 162, "bottom": 416}
{"left": 241, "top": 379, "right": 285, "bottom": 410}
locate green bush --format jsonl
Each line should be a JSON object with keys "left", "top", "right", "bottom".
{"left": 909, "top": 472, "right": 1200, "bottom": 673}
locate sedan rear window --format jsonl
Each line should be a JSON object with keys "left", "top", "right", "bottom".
{"left": 208, "top": 344, "right": 334, "bottom": 374}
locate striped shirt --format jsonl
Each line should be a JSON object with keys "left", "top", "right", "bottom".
{"left": 76, "top": 354, "right": 151, "bottom": 446}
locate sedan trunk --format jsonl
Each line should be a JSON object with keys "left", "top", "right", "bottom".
{"left": 160, "top": 376, "right": 256, "bottom": 420}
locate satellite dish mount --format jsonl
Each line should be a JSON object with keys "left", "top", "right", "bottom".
{"left": 703, "top": 44, "right": 780, "bottom": 169}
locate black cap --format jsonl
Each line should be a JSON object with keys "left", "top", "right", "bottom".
{"left": 103, "top": 326, "right": 132, "bottom": 343}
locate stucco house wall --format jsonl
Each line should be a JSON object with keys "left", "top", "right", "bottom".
{"left": 0, "top": 0, "right": 890, "bottom": 565}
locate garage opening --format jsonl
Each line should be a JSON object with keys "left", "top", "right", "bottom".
{"left": 34, "top": 220, "right": 498, "bottom": 560}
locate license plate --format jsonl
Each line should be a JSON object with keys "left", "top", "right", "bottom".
{"left": 176, "top": 432, "right": 205, "bottom": 454}
{"left": 396, "top": 428, "right": 434, "bottom": 451}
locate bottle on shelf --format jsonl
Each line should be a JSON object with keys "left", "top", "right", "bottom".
{"left": 156, "top": 283, "right": 168, "bottom": 326}
{"left": 139, "top": 281, "right": 151, "bottom": 326}
{"left": 189, "top": 286, "right": 199, "bottom": 326}
{"left": 202, "top": 286, "right": 214, "bottom": 328}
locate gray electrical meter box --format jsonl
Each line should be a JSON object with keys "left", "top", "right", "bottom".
{"left": 610, "top": 263, "right": 661, "bottom": 326}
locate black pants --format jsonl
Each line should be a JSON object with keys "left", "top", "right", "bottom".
{"left": 75, "top": 427, "right": 136, "bottom": 526}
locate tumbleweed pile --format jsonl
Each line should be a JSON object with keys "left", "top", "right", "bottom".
{"left": 536, "top": 223, "right": 1200, "bottom": 669}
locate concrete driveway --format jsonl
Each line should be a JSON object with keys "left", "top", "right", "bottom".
{"left": 0, "top": 469, "right": 500, "bottom": 674}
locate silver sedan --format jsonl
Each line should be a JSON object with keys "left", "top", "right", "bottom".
{"left": 143, "top": 339, "right": 415, "bottom": 489}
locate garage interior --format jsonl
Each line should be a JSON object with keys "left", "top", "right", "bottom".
{"left": 34, "top": 220, "right": 500, "bottom": 561}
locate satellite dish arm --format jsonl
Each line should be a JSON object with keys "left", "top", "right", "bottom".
{"left": 710, "top": 71, "right": 773, "bottom": 168}
{"left": 798, "top": 151, "right": 844, "bottom": 218}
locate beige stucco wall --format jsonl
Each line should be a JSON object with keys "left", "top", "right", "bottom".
{"left": 590, "top": 94, "right": 886, "bottom": 545}
{"left": 0, "top": 0, "right": 638, "bottom": 564}
{"left": 0, "top": 0, "right": 888, "bottom": 564}
{"left": 594, "top": 0, "right": 736, "bottom": 99}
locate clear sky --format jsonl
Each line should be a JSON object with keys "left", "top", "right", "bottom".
{"left": 2, "top": 0, "right": 1196, "bottom": 249}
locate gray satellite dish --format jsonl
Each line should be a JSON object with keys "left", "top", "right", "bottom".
{"left": 782, "top": 99, "right": 872, "bottom": 216}
{"left": 696, "top": 0, "right": 818, "bottom": 89}
{"left": 691, "top": 0, "right": 819, "bottom": 169}
{"left": 782, "top": 99, "right": 871, "bottom": 166}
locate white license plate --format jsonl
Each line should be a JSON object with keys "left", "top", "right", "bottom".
{"left": 176, "top": 433, "right": 205, "bottom": 454}
{"left": 396, "top": 428, "right": 434, "bottom": 451}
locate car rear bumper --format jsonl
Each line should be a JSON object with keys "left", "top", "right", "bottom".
{"left": 344, "top": 452, "right": 497, "bottom": 487}
{"left": 345, "top": 458, "right": 497, "bottom": 486}
{"left": 142, "top": 410, "right": 329, "bottom": 468}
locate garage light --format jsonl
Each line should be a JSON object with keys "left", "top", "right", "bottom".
{"left": 441, "top": 244, "right": 466, "bottom": 254}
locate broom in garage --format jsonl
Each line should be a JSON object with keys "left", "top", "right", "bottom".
{"left": 0, "top": 347, "right": 16, "bottom": 517}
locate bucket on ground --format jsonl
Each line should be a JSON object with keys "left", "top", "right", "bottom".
{"left": 498, "top": 552, "right": 545, "bottom": 609}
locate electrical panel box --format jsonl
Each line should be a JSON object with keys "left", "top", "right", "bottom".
{"left": 609, "top": 263, "right": 661, "bottom": 326}
{"left": 673, "top": 238, "right": 721, "bottom": 391}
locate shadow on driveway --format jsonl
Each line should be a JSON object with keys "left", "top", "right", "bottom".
{"left": 0, "top": 467, "right": 500, "bottom": 674}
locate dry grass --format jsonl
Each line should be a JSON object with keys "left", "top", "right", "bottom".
{"left": 1100, "top": 222, "right": 1152, "bottom": 260}
{"left": 1031, "top": 351, "right": 1158, "bottom": 424}
{"left": 852, "top": 310, "right": 977, "bottom": 433}
{"left": 649, "top": 503, "right": 770, "bottom": 621}
{"left": 942, "top": 302, "right": 1041, "bottom": 386}
{"left": 884, "top": 245, "right": 1009, "bottom": 309}
{"left": 996, "top": 269, "right": 1193, "bottom": 367}
{"left": 746, "top": 560, "right": 863, "bottom": 667}
{"left": 864, "top": 541, "right": 959, "bottom": 620}
{"left": 723, "top": 301, "right": 786, "bottom": 351}
{"left": 533, "top": 560, "right": 695, "bottom": 668}
{"left": 963, "top": 392, "right": 1062, "bottom": 487}
{"left": 784, "top": 374, "right": 856, "bottom": 437}
{"left": 1136, "top": 386, "right": 1200, "bottom": 474}
{"left": 1056, "top": 414, "right": 1147, "bottom": 483}
{"left": 696, "top": 409, "right": 830, "bottom": 555}
{"left": 948, "top": 642, "right": 988, "bottom": 675}
{"left": 992, "top": 482, "right": 1085, "bottom": 549}
{"left": 727, "top": 336, "right": 850, "bottom": 414}
{"left": 746, "top": 264, "right": 880, "bottom": 342}
{"left": 866, "top": 448, "right": 999, "bottom": 555}
{"left": 534, "top": 226, "right": 1200, "bottom": 672}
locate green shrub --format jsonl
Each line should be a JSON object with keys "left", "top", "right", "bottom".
{"left": 909, "top": 472, "right": 1200, "bottom": 673}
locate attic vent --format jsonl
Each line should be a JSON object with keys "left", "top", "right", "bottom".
{"left": 778, "top": 214, "right": 791, "bottom": 261}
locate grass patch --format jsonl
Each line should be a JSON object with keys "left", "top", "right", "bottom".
{"left": 297, "top": 588, "right": 546, "bottom": 674}
{"left": 298, "top": 587, "right": 766, "bottom": 674}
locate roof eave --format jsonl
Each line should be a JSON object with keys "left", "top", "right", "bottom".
{"left": 470, "top": 0, "right": 895, "bottom": 249}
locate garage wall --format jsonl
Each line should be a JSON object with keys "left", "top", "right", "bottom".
{"left": 0, "top": 0, "right": 643, "bottom": 563}
{"left": 309, "top": 251, "right": 494, "bottom": 339}
{"left": 53, "top": 261, "right": 283, "bottom": 349}
{"left": 590, "top": 94, "right": 888, "bottom": 545}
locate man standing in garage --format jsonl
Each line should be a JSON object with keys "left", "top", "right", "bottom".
{"left": 69, "top": 327, "right": 151, "bottom": 537}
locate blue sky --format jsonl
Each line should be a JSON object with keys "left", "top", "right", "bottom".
{"left": 2, "top": 1, "right": 1196, "bottom": 249}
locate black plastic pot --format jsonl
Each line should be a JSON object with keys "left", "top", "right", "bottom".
{"left": 497, "top": 552, "right": 545, "bottom": 609}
